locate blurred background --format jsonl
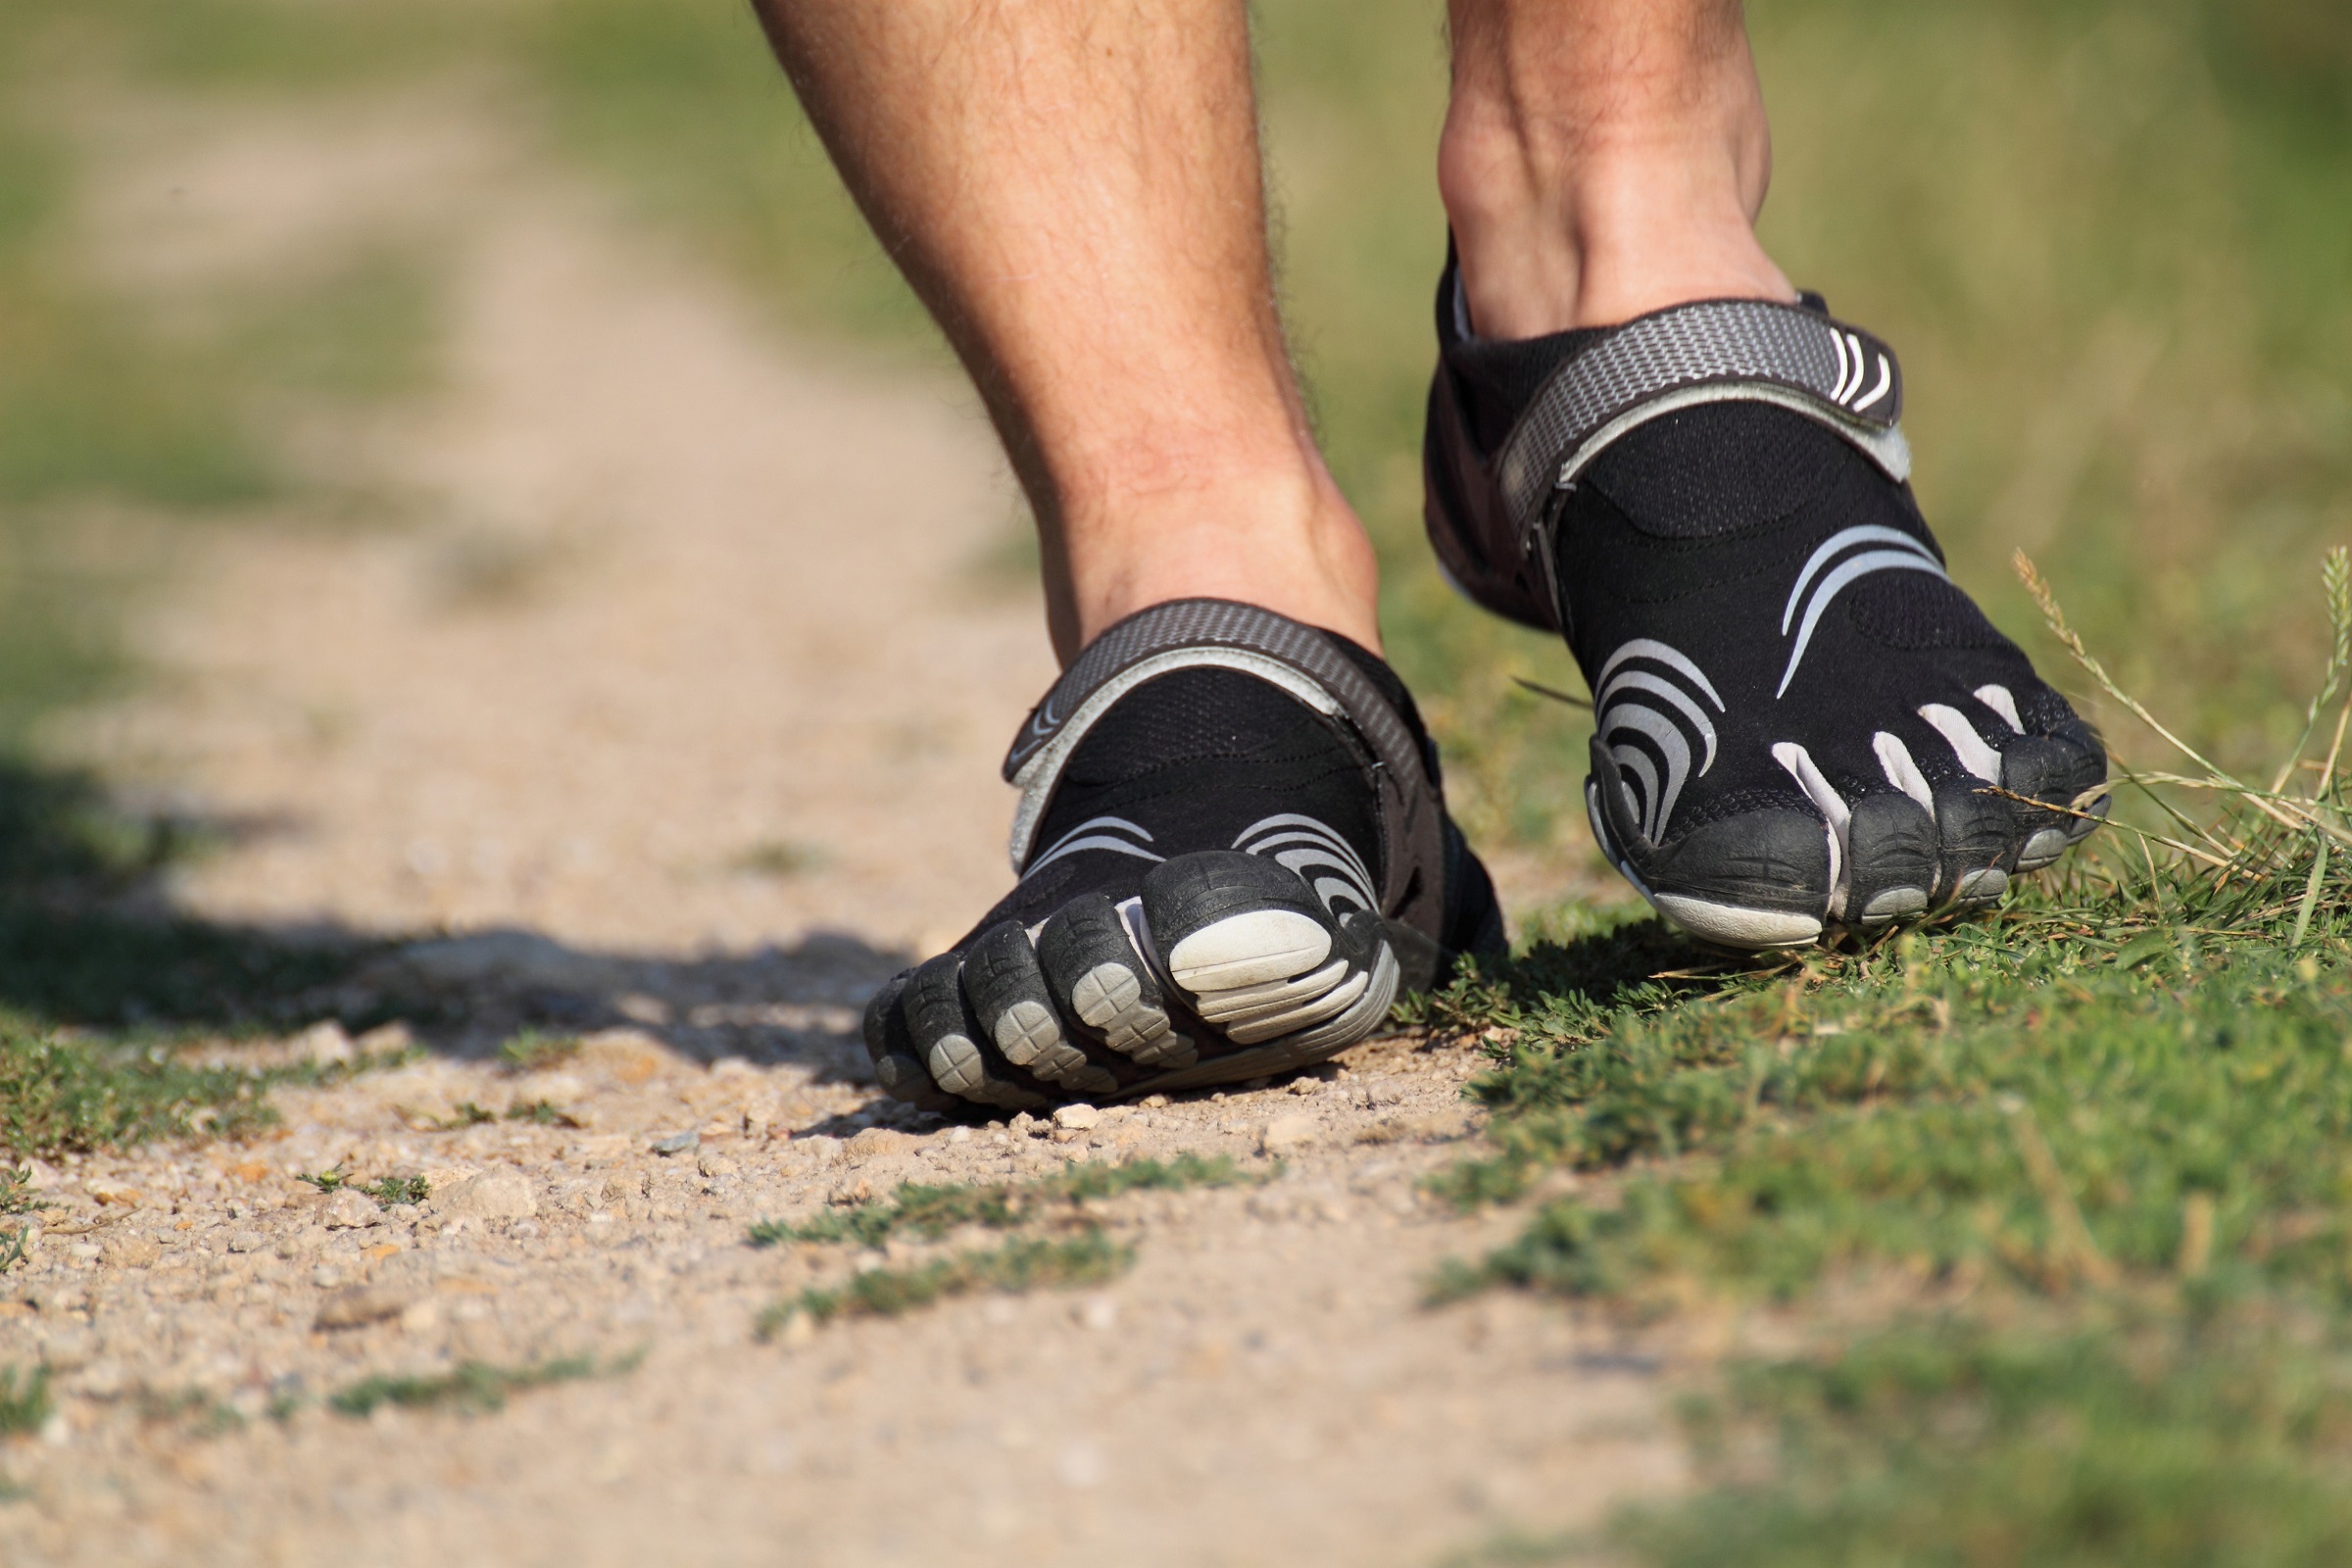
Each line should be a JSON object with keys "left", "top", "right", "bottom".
{"left": 2, "top": 0, "right": 2348, "bottom": 947}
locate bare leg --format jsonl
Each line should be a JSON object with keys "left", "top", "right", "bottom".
{"left": 753, "top": 0, "right": 1378, "bottom": 662}
{"left": 1441, "top": 0, "right": 1796, "bottom": 337}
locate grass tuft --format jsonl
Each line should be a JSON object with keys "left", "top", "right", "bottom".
{"left": 0, "top": 1025, "right": 286, "bottom": 1157}
{"left": 364, "top": 1175, "right": 428, "bottom": 1207}
{"left": 760, "top": 1231, "right": 1134, "bottom": 1333}
{"left": 0, "top": 1365, "right": 50, "bottom": 1435}
{"left": 326, "top": 1350, "right": 640, "bottom": 1419}
{"left": 747, "top": 1152, "right": 1249, "bottom": 1250}
{"left": 1605, "top": 1314, "right": 2352, "bottom": 1568}
{"left": 498, "top": 1029, "right": 579, "bottom": 1073}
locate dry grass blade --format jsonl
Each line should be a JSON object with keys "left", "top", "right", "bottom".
{"left": 2013, "top": 553, "right": 2308, "bottom": 842}
{"left": 2272, "top": 547, "right": 2352, "bottom": 794}
{"left": 1511, "top": 676, "right": 1591, "bottom": 710}
{"left": 2015, "top": 550, "right": 2234, "bottom": 785}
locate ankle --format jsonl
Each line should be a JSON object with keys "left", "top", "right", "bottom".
{"left": 1048, "top": 463, "right": 1382, "bottom": 661}
{"left": 1439, "top": 14, "right": 1795, "bottom": 337}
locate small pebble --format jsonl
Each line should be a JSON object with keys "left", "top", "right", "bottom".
{"left": 1051, "top": 1104, "right": 1100, "bottom": 1131}
{"left": 1260, "top": 1114, "right": 1319, "bottom": 1154}
{"left": 322, "top": 1191, "right": 380, "bottom": 1230}
{"left": 438, "top": 1171, "right": 538, "bottom": 1219}
{"left": 315, "top": 1285, "right": 413, "bottom": 1331}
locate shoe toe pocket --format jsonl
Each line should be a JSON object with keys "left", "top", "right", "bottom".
{"left": 863, "top": 970, "right": 962, "bottom": 1112}
{"left": 905, "top": 952, "right": 1053, "bottom": 1110}
{"left": 1998, "top": 727, "right": 2110, "bottom": 865}
{"left": 961, "top": 920, "right": 1119, "bottom": 1094}
{"left": 1931, "top": 779, "right": 2018, "bottom": 904}
{"left": 1037, "top": 895, "right": 1199, "bottom": 1072}
{"left": 1640, "top": 807, "right": 1832, "bottom": 948}
{"left": 1843, "top": 794, "right": 1938, "bottom": 927}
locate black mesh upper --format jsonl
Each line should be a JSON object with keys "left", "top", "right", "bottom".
{"left": 1585, "top": 403, "right": 1843, "bottom": 541}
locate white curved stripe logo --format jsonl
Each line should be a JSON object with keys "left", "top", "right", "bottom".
{"left": 1593, "top": 639, "right": 1724, "bottom": 844}
{"left": 1973, "top": 683, "right": 2024, "bottom": 734}
{"left": 1236, "top": 813, "right": 1378, "bottom": 914}
{"left": 1919, "top": 704, "right": 2003, "bottom": 784}
{"left": 1827, "top": 329, "right": 1892, "bottom": 414}
{"left": 1022, "top": 814, "right": 1162, "bottom": 878}
{"left": 1772, "top": 741, "right": 1847, "bottom": 917}
{"left": 1873, "top": 731, "right": 1936, "bottom": 813}
{"left": 1776, "top": 526, "right": 1947, "bottom": 697}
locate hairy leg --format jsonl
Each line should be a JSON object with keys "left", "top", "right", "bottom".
{"left": 1441, "top": 0, "right": 1796, "bottom": 336}
{"left": 752, "top": 0, "right": 1378, "bottom": 661}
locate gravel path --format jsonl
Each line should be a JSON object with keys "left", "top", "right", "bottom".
{"left": 6, "top": 87, "right": 1673, "bottom": 1565}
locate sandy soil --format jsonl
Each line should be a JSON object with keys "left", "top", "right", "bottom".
{"left": 4, "top": 88, "right": 1675, "bottom": 1566}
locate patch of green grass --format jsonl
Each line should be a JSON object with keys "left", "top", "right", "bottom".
{"left": 136, "top": 1387, "right": 245, "bottom": 1440}
{"left": 762, "top": 1231, "right": 1134, "bottom": 1331}
{"left": 1437, "top": 559, "right": 2352, "bottom": 1560}
{"left": 366, "top": 1174, "right": 428, "bottom": 1207}
{"left": 0, "top": 1025, "right": 284, "bottom": 1157}
{"left": 0, "top": 1016, "right": 410, "bottom": 1163}
{"left": 1440, "top": 933, "right": 2352, "bottom": 1310}
{"left": 499, "top": 1028, "right": 579, "bottom": 1073}
{"left": 526, "top": 0, "right": 938, "bottom": 354}
{"left": 728, "top": 839, "right": 824, "bottom": 879}
{"left": 227, "top": 249, "right": 444, "bottom": 403}
{"left": 326, "top": 1350, "right": 640, "bottom": 1419}
{"left": 80, "top": 0, "right": 497, "bottom": 94}
{"left": 1568, "top": 1314, "right": 2352, "bottom": 1568}
{"left": 0, "top": 1365, "right": 50, "bottom": 1436}
{"left": 747, "top": 1152, "right": 1250, "bottom": 1250}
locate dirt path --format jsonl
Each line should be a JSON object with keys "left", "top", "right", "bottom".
{"left": 6, "top": 90, "right": 1673, "bottom": 1566}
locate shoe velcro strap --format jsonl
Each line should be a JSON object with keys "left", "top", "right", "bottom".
{"left": 1495, "top": 298, "right": 1913, "bottom": 552}
{"left": 1003, "top": 598, "right": 1443, "bottom": 925}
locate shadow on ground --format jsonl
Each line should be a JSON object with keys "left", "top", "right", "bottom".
{"left": 0, "top": 756, "right": 910, "bottom": 1085}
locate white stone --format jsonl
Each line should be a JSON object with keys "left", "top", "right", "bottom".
{"left": 321, "top": 1191, "right": 381, "bottom": 1230}
{"left": 292, "top": 1020, "right": 356, "bottom": 1066}
{"left": 437, "top": 1170, "right": 537, "bottom": 1220}
{"left": 1051, "top": 1104, "right": 1101, "bottom": 1131}
{"left": 315, "top": 1286, "right": 413, "bottom": 1331}
{"left": 1260, "top": 1113, "right": 1318, "bottom": 1154}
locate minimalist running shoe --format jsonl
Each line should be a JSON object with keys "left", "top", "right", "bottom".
{"left": 1423, "top": 257, "right": 2107, "bottom": 949}
{"left": 864, "top": 598, "right": 1505, "bottom": 1110}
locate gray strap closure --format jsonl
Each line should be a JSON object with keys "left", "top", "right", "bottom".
{"left": 1494, "top": 298, "right": 1913, "bottom": 551}
{"left": 1003, "top": 600, "right": 1440, "bottom": 921}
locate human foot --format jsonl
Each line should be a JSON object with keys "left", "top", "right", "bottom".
{"left": 1423, "top": 266, "right": 2107, "bottom": 948}
{"left": 865, "top": 599, "right": 1505, "bottom": 1109}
